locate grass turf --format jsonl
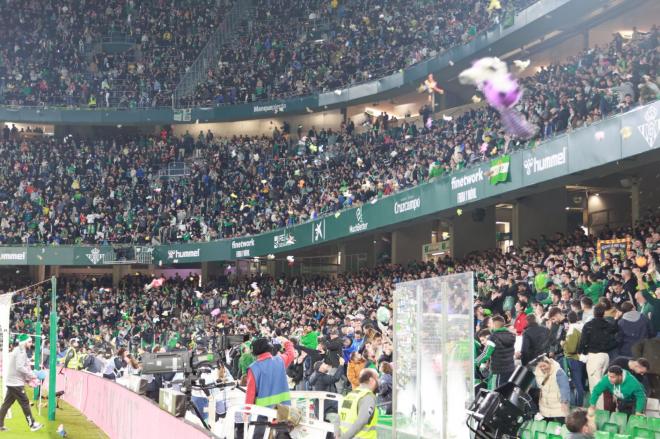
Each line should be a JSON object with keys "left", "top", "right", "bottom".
{"left": 2, "top": 391, "right": 107, "bottom": 439}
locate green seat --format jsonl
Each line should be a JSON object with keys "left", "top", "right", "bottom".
{"left": 535, "top": 432, "right": 548, "bottom": 439}
{"left": 627, "top": 416, "right": 648, "bottom": 435}
{"left": 595, "top": 432, "right": 612, "bottom": 439}
{"left": 560, "top": 424, "right": 569, "bottom": 439}
{"left": 547, "top": 434, "right": 562, "bottom": 439}
{"left": 546, "top": 421, "right": 562, "bottom": 436}
{"left": 610, "top": 412, "right": 629, "bottom": 434}
{"left": 603, "top": 423, "right": 621, "bottom": 434}
{"left": 612, "top": 434, "right": 631, "bottom": 439}
{"left": 531, "top": 420, "right": 547, "bottom": 438}
{"left": 631, "top": 427, "right": 653, "bottom": 439}
{"left": 648, "top": 416, "right": 660, "bottom": 432}
{"left": 596, "top": 410, "right": 612, "bottom": 430}
{"left": 520, "top": 430, "right": 532, "bottom": 439}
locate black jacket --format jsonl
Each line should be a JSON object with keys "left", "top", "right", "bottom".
{"left": 309, "top": 364, "right": 344, "bottom": 393}
{"left": 489, "top": 329, "right": 516, "bottom": 374}
{"left": 324, "top": 337, "right": 344, "bottom": 368}
{"left": 521, "top": 324, "right": 551, "bottom": 365}
{"left": 578, "top": 317, "right": 618, "bottom": 354}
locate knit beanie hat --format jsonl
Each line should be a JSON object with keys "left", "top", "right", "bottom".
{"left": 17, "top": 334, "right": 31, "bottom": 344}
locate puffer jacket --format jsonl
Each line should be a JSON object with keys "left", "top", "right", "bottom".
{"left": 617, "top": 310, "right": 653, "bottom": 356}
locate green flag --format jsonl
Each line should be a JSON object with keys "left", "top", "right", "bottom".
{"left": 489, "top": 155, "right": 510, "bottom": 185}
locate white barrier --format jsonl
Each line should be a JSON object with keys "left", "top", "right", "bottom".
{"left": 196, "top": 390, "right": 342, "bottom": 438}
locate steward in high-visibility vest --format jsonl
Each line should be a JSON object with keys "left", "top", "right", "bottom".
{"left": 245, "top": 337, "right": 295, "bottom": 408}
{"left": 338, "top": 368, "right": 379, "bottom": 439}
{"left": 63, "top": 338, "right": 82, "bottom": 370}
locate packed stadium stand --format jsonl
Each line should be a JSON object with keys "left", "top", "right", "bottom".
{"left": 0, "top": 0, "right": 659, "bottom": 437}
{"left": 0, "top": 30, "right": 656, "bottom": 246}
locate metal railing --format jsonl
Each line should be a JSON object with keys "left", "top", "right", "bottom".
{"left": 173, "top": 0, "right": 254, "bottom": 108}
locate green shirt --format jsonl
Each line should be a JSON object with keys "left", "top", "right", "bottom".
{"left": 238, "top": 352, "right": 256, "bottom": 377}
{"left": 589, "top": 371, "right": 647, "bottom": 413}
{"left": 581, "top": 281, "right": 605, "bottom": 303}
{"left": 300, "top": 330, "right": 320, "bottom": 349}
{"left": 534, "top": 272, "right": 550, "bottom": 294}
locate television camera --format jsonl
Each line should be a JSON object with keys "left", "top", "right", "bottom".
{"left": 141, "top": 350, "right": 239, "bottom": 430}
{"left": 466, "top": 355, "right": 546, "bottom": 438}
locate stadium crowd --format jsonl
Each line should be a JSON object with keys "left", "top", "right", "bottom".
{"left": 6, "top": 211, "right": 660, "bottom": 422}
{"left": 190, "top": 0, "right": 532, "bottom": 105}
{"left": 0, "top": 30, "right": 657, "bottom": 245}
{"left": 0, "top": 0, "right": 540, "bottom": 108}
{"left": 0, "top": 0, "right": 231, "bottom": 107}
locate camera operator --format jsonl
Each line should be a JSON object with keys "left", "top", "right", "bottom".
{"left": 102, "top": 347, "right": 128, "bottom": 381}
{"left": 82, "top": 346, "right": 107, "bottom": 374}
{"left": 246, "top": 336, "right": 295, "bottom": 439}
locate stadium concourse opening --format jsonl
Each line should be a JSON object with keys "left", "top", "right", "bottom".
{"left": 0, "top": 0, "right": 659, "bottom": 437}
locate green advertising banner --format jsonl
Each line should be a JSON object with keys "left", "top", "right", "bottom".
{"left": 0, "top": 102, "right": 656, "bottom": 265}
{"left": 619, "top": 103, "right": 660, "bottom": 158}
{"left": 0, "top": 247, "right": 28, "bottom": 266}
{"left": 521, "top": 137, "right": 569, "bottom": 186}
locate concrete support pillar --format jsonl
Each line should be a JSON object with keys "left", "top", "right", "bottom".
{"left": 391, "top": 221, "right": 434, "bottom": 265}
{"left": 451, "top": 207, "right": 496, "bottom": 259}
{"left": 201, "top": 262, "right": 209, "bottom": 284}
{"left": 513, "top": 187, "right": 568, "bottom": 246}
{"left": 582, "top": 30, "right": 589, "bottom": 51}
{"left": 29, "top": 265, "right": 46, "bottom": 283}
{"left": 631, "top": 180, "right": 640, "bottom": 229}
{"left": 112, "top": 264, "right": 129, "bottom": 288}
{"left": 337, "top": 243, "right": 347, "bottom": 274}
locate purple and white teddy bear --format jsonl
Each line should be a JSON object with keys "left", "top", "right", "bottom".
{"left": 459, "top": 57, "right": 537, "bottom": 139}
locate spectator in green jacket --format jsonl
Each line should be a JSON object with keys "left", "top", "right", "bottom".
{"left": 579, "top": 274, "right": 605, "bottom": 304}
{"left": 238, "top": 343, "right": 256, "bottom": 378}
{"left": 588, "top": 365, "right": 647, "bottom": 415}
{"left": 534, "top": 264, "right": 550, "bottom": 294}
{"left": 300, "top": 322, "right": 320, "bottom": 350}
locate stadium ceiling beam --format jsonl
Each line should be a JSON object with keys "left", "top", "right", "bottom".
{"left": 565, "top": 185, "right": 632, "bottom": 194}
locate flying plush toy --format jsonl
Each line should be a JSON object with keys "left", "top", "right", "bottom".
{"left": 460, "top": 57, "right": 537, "bottom": 139}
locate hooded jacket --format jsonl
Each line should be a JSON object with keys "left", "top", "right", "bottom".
{"left": 617, "top": 310, "right": 653, "bottom": 356}
{"left": 521, "top": 323, "right": 550, "bottom": 366}
{"left": 486, "top": 328, "right": 516, "bottom": 374}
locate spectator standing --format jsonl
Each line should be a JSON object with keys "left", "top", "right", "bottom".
{"left": 578, "top": 305, "right": 618, "bottom": 409}
{"left": 377, "top": 362, "right": 393, "bottom": 414}
{"left": 513, "top": 301, "right": 529, "bottom": 336}
{"left": 520, "top": 314, "right": 550, "bottom": 366}
{"left": 563, "top": 311, "right": 586, "bottom": 406}
{"left": 476, "top": 315, "right": 516, "bottom": 388}
{"left": 616, "top": 301, "right": 653, "bottom": 357}
{"left": 635, "top": 286, "right": 660, "bottom": 336}
{"left": 588, "top": 365, "right": 646, "bottom": 415}
{"left": 348, "top": 352, "right": 367, "bottom": 390}
{"left": 534, "top": 357, "right": 571, "bottom": 423}
{"left": 0, "top": 335, "right": 43, "bottom": 432}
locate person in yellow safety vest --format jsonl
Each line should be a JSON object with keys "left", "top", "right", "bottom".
{"left": 63, "top": 338, "right": 82, "bottom": 370}
{"left": 337, "top": 368, "right": 380, "bottom": 439}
